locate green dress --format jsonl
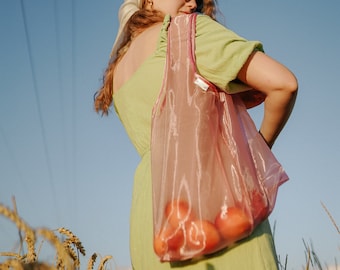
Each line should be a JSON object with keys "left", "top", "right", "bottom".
{"left": 113, "top": 14, "right": 279, "bottom": 270}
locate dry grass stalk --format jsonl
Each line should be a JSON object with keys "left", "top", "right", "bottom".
{"left": 62, "top": 241, "right": 79, "bottom": 268}
{"left": 1, "top": 203, "right": 116, "bottom": 270}
{"left": 58, "top": 228, "right": 86, "bottom": 257}
{"left": 36, "top": 228, "right": 73, "bottom": 270}
{"left": 12, "top": 196, "right": 24, "bottom": 256}
{"left": 0, "top": 203, "right": 37, "bottom": 263}
{"left": 321, "top": 201, "right": 340, "bottom": 235}
{"left": 97, "top": 255, "right": 112, "bottom": 270}
{"left": 0, "top": 259, "right": 24, "bottom": 270}
{"left": 278, "top": 254, "right": 288, "bottom": 270}
{"left": 303, "top": 239, "right": 324, "bottom": 270}
{"left": 25, "top": 234, "right": 37, "bottom": 263}
{"left": 2, "top": 262, "right": 57, "bottom": 270}
{"left": 87, "top": 253, "right": 97, "bottom": 270}
{"left": 0, "top": 252, "right": 25, "bottom": 261}
{"left": 304, "top": 245, "right": 311, "bottom": 270}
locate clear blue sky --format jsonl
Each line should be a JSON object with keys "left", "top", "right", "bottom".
{"left": 0, "top": 1, "right": 339, "bottom": 269}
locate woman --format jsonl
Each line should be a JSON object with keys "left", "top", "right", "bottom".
{"left": 95, "top": 0, "right": 298, "bottom": 269}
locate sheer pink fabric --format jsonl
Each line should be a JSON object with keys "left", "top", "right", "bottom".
{"left": 151, "top": 13, "right": 288, "bottom": 262}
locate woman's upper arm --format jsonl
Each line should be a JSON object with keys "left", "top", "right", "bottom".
{"left": 237, "top": 51, "right": 298, "bottom": 94}
{"left": 195, "top": 15, "right": 264, "bottom": 92}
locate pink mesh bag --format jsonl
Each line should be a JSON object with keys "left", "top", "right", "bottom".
{"left": 151, "top": 13, "right": 288, "bottom": 262}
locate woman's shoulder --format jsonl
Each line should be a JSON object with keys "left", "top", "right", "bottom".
{"left": 196, "top": 14, "right": 224, "bottom": 30}
{"left": 195, "top": 14, "right": 246, "bottom": 41}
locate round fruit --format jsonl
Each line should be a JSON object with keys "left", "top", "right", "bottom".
{"left": 215, "top": 207, "right": 252, "bottom": 241}
{"left": 251, "top": 190, "right": 269, "bottom": 224}
{"left": 153, "top": 224, "right": 184, "bottom": 257}
{"left": 185, "top": 219, "right": 221, "bottom": 253}
{"left": 165, "top": 200, "right": 195, "bottom": 228}
{"left": 154, "top": 232, "right": 167, "bottom": 257}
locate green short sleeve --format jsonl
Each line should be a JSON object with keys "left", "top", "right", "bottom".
{"left": 195, "top": 15, "right": 264, "bottom": 93}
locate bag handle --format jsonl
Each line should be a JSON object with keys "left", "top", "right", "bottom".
{"left": 188, "top": 13, "right": 198, "bottom": 74}
{"left": 152, "top": 14, "right": 199, "bottom": 118}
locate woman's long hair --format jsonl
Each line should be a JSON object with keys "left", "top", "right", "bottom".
{"left": 94, "top": 0, "right": 218, "bottom": 115}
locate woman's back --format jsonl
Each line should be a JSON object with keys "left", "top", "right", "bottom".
{"left": 113, "top": 23, "right": 163, "bottom": 94}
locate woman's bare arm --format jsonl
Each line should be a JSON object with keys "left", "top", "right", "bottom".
{"left": 237, "top": 51, "right": 298, "bottom": 148}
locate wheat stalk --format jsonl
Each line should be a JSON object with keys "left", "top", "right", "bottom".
{"left": 58, "top": 227, "right": 86, "bottom": 256}
{"left": 0, "top": 259, "right": 24, "bottom": 270}
{"left": 36, "top": 228, "right": 73, "bottom": 270}
{"left": 12, "top": 196, "right": 24, "bottom": 256}
{"left": 0, "top": 252, "right": 25, "bottom": 261}
{"left": 87, "top": 253, "right": 98, "bottom": 270}
{"left": 63, "top": 240, "right": 80, "bottom": 268}
{"left": 98, "top": 255, "right": 112, "bottom": 270}
{"left": 26, "top": 233, "right": 37, "bottom": 263}
{"left": 0, "top": 203, "right": 37, "bottom": 263}
{"left": 0, "top": 203, "right": 118, "bottom": 270}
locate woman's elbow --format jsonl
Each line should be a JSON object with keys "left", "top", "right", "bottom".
{"left": 269, "top": 69, "right": 298, "bottom": 98}
{"left": 239, "top": 51, "right": 299, "bottom": 96}
{"left": 284, "top": 73, "right": 299, "bottom": 96}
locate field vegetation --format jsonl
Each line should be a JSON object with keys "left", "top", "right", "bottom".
{"left": 0, "top": 199, "right": 338, "bottom": 270}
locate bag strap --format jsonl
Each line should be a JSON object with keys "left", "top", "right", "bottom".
{"left": 167, "top": 13, "right": 198, "bottom": 74}
{"left": 188, "top": 13, "right": 198, "bottom": 74}
{"left": 152, "top": 14, "right": 198, "bottom": 117}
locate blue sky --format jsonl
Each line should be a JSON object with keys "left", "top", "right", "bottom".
{"left": 0, "top": 1, "right": 339, "bottom": 269}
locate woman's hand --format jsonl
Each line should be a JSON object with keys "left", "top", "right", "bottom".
{"left": 237, "top": 51, "right": 298, "bottom": 148}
